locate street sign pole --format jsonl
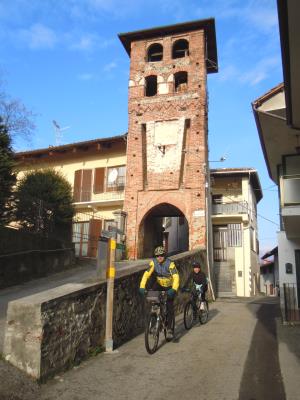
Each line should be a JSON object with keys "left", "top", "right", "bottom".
{"left": 105, "top": 238, "right": 116, "bottom": 353}
{"left": 96, "top": 236, "right": 109, "bottom": 280}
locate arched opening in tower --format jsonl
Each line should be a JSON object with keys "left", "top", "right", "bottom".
{"left": 138, "top": 202, "right": 189, "bottom": 258}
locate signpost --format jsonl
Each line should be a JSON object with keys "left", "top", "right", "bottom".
{"left": 105, "top": 238, "right": 116, "bottom": 353}
{"left": 96, "top": 236, "right": 109, "bottom": 280}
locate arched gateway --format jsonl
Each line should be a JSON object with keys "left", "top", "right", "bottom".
{"left": 119, "top": 19, "right": 218, "bottom": 259}
{"left": 138, "top": 203, "right": 189, "bottom": 258}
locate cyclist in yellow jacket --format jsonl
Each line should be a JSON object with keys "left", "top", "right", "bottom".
{"left": 139, "top": 246, "right": 179, "bottom": 339}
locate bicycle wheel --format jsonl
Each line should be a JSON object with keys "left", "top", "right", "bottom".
{"left": 199, "top": 301, "right": 209, "bottom": 324}
{"left": 184, "top": 300, "right": 195, "bottom": 330}
{"left": 145, "top": 312, "right": 160, "bottom": 354}
{"left": 164, "top": 313, "right": 175, "bottom": 341}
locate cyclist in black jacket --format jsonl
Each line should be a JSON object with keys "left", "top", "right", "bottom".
{"left": 191, "top": 261, "right": 208, "bottom": 302}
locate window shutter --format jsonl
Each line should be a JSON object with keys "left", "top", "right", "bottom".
{"left": 81, "top": 169, "right": 92, "bottom": 201}
{"left": 88, "top": 219, "right": 102, "bottom": 257}
{"left": 74, "top": 170, "right": 82, "bottom": 202}
{"left": 94, "top": 168, "right": 105, "bottom": 194}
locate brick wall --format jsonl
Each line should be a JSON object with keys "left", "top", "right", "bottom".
{"left": 124, "top": 28, "right": 208, "bottom": 258}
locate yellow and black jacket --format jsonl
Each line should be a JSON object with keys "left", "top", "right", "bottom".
{"left": 140, "top": 258, "right": 179, "bottom": 291}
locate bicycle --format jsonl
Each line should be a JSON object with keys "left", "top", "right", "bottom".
{"left": 144, "top": 290, "right": 175, "bottom": 354}
{"left": 183, "top": 284, "right": 209, "bottom": 329}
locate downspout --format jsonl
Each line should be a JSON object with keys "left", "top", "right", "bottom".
{"left": 243, "top": 225, "right": 247, "bottom": 297}
{"left": 205, "top": 169, "right": 215, "bottom": 301}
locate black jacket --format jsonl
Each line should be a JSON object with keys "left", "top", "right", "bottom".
{"left": 192, "top": 271, "right": 207, "bottom": 289}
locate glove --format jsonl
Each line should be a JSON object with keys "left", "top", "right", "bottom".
{"left": 167, "top": 288, "right": 176, "bottom": 298}
{"left": 139, "top": 288, "right": 145, "bottom": 296}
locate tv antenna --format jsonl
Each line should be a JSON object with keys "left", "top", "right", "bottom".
{"left": 209, "top": 155, "right": 227, "bottom": 163}
{"left": 52, "top": 120, "right": 70, "bottom": 146}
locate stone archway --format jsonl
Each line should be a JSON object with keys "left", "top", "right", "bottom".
{"left": 137, "top": 202, "right": 189, "bottom": 258}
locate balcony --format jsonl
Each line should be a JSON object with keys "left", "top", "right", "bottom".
{"left": 281, "top": 175, "right": 300, "bottom": 206}
{"left": 212, "top": 201, "right": 248, "bottom": 215}
{"left": 73, "top": 187, "right": 124, "bottom": 207}
{"left": 280, "top": 175, "right": 300, "bottom": 239}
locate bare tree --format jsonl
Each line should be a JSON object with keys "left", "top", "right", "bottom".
{"left": 0, "top": 77, "right": 35, "bottom": 141}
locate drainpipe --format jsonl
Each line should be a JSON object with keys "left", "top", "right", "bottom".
{"left": 205, "top": 170, "right": 215, "bottom": 301}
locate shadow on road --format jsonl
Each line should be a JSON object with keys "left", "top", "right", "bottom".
{"left": 172, "top": 307, "right": 219, "bottom": 344}
{"left": 238, "top": 297, "right": 286, "bottom": 400}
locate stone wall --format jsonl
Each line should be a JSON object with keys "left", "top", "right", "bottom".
{"left": 0, "top": 248, "right": 75, "bottom": 289}
{"left": 4, "top": 249, "right": 207, "bottom": 381}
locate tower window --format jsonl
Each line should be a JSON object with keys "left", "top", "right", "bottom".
{"left": 172, "top": 39, "right": 189, "bottom": 59}
{"left": 174, "top": 71, "right": 188, "bottom": 92}
{"left": 147, "top": 43, "right": 163, "bottom": 62}
{"left": 145, "top": 75, "right": 157, "bottom": 97}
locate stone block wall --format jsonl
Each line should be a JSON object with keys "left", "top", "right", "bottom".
{"left": 4, "top": 249, "right": 207, "bottom": 381}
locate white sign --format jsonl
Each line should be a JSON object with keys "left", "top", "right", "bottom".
{"left": 154, "top": 120, "right": 179, "bottom": 146}
{"left": 193, "top": 209, "right": 205, "bottom": 217}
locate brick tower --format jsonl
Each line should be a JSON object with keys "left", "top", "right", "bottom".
{"left": 119, "top": 19, "right": 218, "bottom": 259}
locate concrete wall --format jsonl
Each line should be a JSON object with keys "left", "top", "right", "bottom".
{"left": 4, "top": 249, "right": 206, "bottom": 381}
{"left": 278, "top": 230, "right": 300, "bottom": 313}
{"left": 0, "top": 248, "right": 75, "bottom": 289}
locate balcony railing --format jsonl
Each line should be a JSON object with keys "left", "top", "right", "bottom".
{"left": 212, "top": 201, "right": 248, "bottom": 215}
{"left": 281, "top": 175, "right": 300, "bottom": 206}
{"left": 73, "top": 188, "right": 124, "bottom": 203}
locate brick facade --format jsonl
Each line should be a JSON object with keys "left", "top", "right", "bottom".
{"left": 120, "top": 20, "right": 217, "bottom": 258}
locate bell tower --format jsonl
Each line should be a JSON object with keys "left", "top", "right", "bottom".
{"left": 119, "top": 19, "right": 218, "bottom": 258}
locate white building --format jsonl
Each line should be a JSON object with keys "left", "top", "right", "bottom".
{"left": 252, "top": 0, "right": 300, "bottom": 321}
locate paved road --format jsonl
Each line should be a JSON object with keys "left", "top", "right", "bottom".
{"left": 2, "top": 296, "right": 299, "bottom": 400}
{"left": 1, "top": 266, "right": 300, "bottom": 400}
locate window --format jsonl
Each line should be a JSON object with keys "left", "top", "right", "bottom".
{"left": 106, "top": 165, "right": 126, "bottom": 191}
{"left": 213, "top": 226, "right": 227, "bottom": 261}
{"left": 164, "top": 217, "right": 172, "bottom": 229}
{"left": 145, "top": 75, "right": 157, "bottom": 97}
{"left": 172, "top": 39, "right": 189, "bottom": 59}
{"left": 174, "top": 71, "right": 188, "bottom": 93}
{"left": 74, "top": 169, "right": 92, "bottom": 202}
{"left": 283, "top": 154, "right": 300, "bottom": 176}
{"left": 228, "top": 224, "right": 242, "bottom": 247}
{"left": 250, "top": 227, "right": 255, "bottom": 251}
{"left": 147, "top": 43, "right": 163, "bottom": 62}
{"left": 72, "top": 221, "right": 89, "bottom": 257}
{"left": 212, "top": 194, "right": 222, "bottom": 204}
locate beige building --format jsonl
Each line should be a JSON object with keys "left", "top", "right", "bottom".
{"left": 14, "top": 143, "right": 263, "bottom": 299}
{"left": 14, "top": 135, "right": 127, "bottom": 257}
{"left": 210, "top": 168, "right": 262, "bottom": 297}
{"left": 14, "top": 140, "right": 262, "bottom": 298}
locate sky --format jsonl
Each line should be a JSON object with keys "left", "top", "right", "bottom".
{"left": 0, "top": 0, "right": 282, "bottom": 256}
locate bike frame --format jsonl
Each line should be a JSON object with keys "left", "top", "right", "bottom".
{"left": 146, "top": 291, "right": 168, "bottom": 331}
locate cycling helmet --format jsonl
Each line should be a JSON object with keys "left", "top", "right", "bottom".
{"left": 192, "top": 261, "right": 201, "bottom": 268}
{"left": 154, "top": 246, "right": 165, "bottom": 256}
